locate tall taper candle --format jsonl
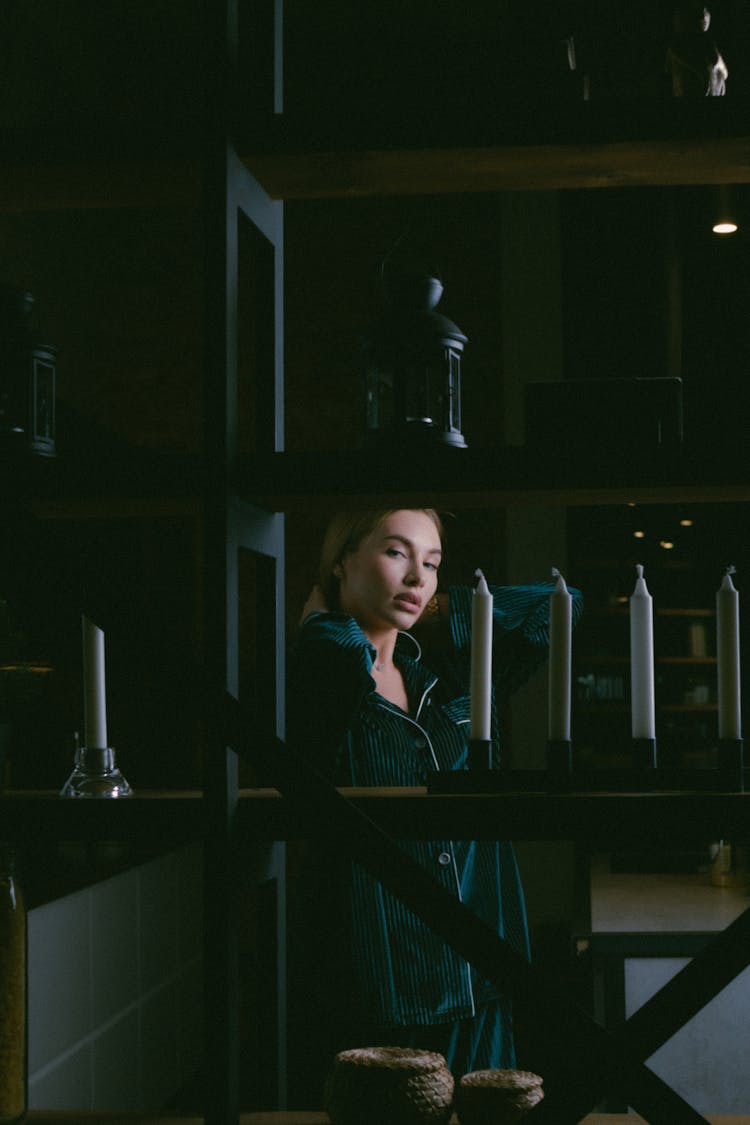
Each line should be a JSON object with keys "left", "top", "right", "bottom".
{"left": 549, "top": 568, "right": 572, "bottom": 741}
{"left": 82, "top": 615, "right": 107, "bottom": 749}
{"left": 630, "top": 564, "right": 655, "bottom": 740}
{"left": 717, "top": 567, "right": 741, "bottom": 740}
{"left": 470, "top": 569, "right": 493, "bottom": 742}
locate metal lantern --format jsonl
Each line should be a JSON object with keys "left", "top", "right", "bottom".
{"left": 362, "top": 263, "right": 468, "bottom": 449}
{"left": 0, "top": 285, "right": 56, "bottom": 458}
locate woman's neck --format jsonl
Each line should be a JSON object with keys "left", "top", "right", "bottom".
{"left": 365, "top": 628, "right": 410, "bottom": 712}
{"left": 363, "top": 626, "right": 398, "bottom": 672}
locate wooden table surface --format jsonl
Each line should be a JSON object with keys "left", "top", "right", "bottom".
{"left": 24, "top": 1112, "right": 750, "bottom": 1124}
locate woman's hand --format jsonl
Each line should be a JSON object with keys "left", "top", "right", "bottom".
{"left": 299, "top": 584, "right": 329, "bottom": 626}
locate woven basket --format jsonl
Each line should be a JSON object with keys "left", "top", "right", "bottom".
{"left": 324, "top": 1046, "right": 455, "bottom": 1125}
{"left": 455, "top": 1069, "right": 544, "bottom": 1125}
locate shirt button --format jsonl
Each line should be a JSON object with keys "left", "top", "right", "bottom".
{"left": 437, "top": 851, "right": 452, "bottom": 866}
{"left": 413, "top": 735, "right": 427, "bottom": 749}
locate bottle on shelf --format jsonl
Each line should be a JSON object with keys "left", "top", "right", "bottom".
{"left": 0, "top": 844, "right": 26, "bottom": 1125}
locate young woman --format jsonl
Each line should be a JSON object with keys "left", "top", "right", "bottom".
{"left": 286, "top": 508, "right": 582, "bottom": 1105}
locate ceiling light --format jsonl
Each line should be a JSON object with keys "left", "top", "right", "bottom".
{"left": 713, "top": 185, "right": 738, "bottom": 235}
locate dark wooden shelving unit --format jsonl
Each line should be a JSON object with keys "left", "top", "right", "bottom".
{"left": 4, "top": 3, "right": 750, "bottom": 1124}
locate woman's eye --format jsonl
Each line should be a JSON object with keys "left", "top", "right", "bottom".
{"left": 386, "top": 547, "right": 405, "bottom": 558}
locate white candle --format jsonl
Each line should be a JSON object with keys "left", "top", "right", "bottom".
{"left": 549, "top": 568, "right": 572, "bottom": 742}
{"left": 82, "top": 615, "right": 107, "bottom": 749}
{"left": 717, "top": 567, "right": 741, "bottom": 740}
{"left": 630, "top": 564, "right": 655, "bottom": 740}
{"left": 469, "top": 569, "right": 493, "bottom": 741}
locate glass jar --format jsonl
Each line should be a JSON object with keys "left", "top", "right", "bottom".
{"left": 0, "top": 845, "right": 26, "bottom": 1123}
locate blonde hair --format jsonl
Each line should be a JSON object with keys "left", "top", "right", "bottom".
{"left": 319, "top": 509, "right": 443, "bottom": 610}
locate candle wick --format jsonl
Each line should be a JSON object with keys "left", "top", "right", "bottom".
{"left": 636, "top": 563, "right": 644, "bottom": 579}
{"left": 475, "top": 568, "right": 485, "bottom": 582}
{"left": 551, "top": 567, "right": 560, "bottom": 579}
{"left": 726, "top": 564, "right": 737, "bottom": 576}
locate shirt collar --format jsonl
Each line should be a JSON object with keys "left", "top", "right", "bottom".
{"left": 394, "top": 629, "right": 422, "bottom": 664}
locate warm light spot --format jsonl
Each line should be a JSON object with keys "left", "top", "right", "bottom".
{"left": 713, "top": 221, "right": 738, "bottom": 235}
{"left": 633, "top": 530, "right": 645, "bottom": 539}
{"left": 659, "top": 540, "right": 675, "bottom": 550}
{"left": 679, "top": 518, "right": 693, "bottom": 527}
{"left": 0, "top": 663, "right": 53, "bottom": 674}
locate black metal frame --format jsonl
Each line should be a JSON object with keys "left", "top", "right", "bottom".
{"left": 202, "top": 3, "right": 285, "bottom": 1122}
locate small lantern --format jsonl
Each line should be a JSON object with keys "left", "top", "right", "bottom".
{"left": 362, "top": 258, "right": 468, "bottom": 449}
{"left": 0, "top": 285, "right": 56, "bottom": 458}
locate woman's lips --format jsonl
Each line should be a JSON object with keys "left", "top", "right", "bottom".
{"left": 393, "top": 594, "right": 422, "bottom": 613}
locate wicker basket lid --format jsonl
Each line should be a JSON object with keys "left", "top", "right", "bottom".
{"left": 333, "top": 1046, "right": 449, "bottom": 1072}
{"left": 456, "top": 1069, "right": 544, "bottom": 1124}
{"left": 460, "top": 1069, "right": 543, "bottom": 1092}
{"left": 325, "top": 1046, "right": 454, "bottom": 1125}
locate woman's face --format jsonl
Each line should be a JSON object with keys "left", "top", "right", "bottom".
{"left": 337, "top": 510, "right": 442, "bottom": 634}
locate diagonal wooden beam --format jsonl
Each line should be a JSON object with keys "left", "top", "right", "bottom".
{"left": 532, "top": 907, "right": 750, "bottom": 1121}
{"left": 611, "top": 905, "right": 750, "bottom": 1062}
{"left": 526, "top": 1042, "right": 713, "bottom": 1125}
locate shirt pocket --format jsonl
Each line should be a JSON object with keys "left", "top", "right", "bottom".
{"left": 440, "top": 694, "right": 471, "bottom": 727}
{"left": 426, "top": 695, "right": 471, "bottom": 772}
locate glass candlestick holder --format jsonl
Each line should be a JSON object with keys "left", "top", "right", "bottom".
{"left": 60, "top": 746, "right": 133, "bottom": 798}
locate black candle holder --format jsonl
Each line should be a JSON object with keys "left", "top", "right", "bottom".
{"left": 632, "top": 738, "right": 658, "bottom": 770}
{"left": 546, "top": 740, "right": 573, "bottom": 788}
{"left": 469, "top": 739, "right": 492, "bottom": 771}
{"left": 718, "top": 738, "right": 744, "bottom": 792}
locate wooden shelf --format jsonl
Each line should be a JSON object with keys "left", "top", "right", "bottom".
{"left": 3, "top": 97, "right": 750, "bottom": 214}
{"left": 21, "top": 1110, "right": 750, "bottom": 1124}
{"left": 240, "top": 100, "right": 750, "bottom": 199}
{"left": 243, "top": 445, "right": 750, "bottom": 513}
{"left": 0, "top": 790, "right": 205, "bottom": 846}
{"left": 4, "top": 786, "right": 748, "bottom": 850}
{"left": 576, "top": 656, "right": 716, "bottom": 665}
{"left": 585, "top": 608, "right": 715, "bottom": 618}
{"left": 12, "top": 442, "right": 750, "bottom": 517}
{"left": 237, "top": 786, "right": 750, "bottom": 847}
{"left": 8, "top": 443, "right": 750, "bottom": 517}
{"left": 245, "top": 133, "right": 750, "bottom": 201}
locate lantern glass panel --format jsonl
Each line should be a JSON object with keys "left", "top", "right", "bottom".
{"left": 365, "top": 363, "right": 394, "bottom": 434}
{"left": 447, "top": 349, "right": 462, "bottom": 433}
{"left": 32, "top": 358, "right": 55, "bottom": 449}
{"left": 404, "top": 361, "right": 439, "bottom": 424}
